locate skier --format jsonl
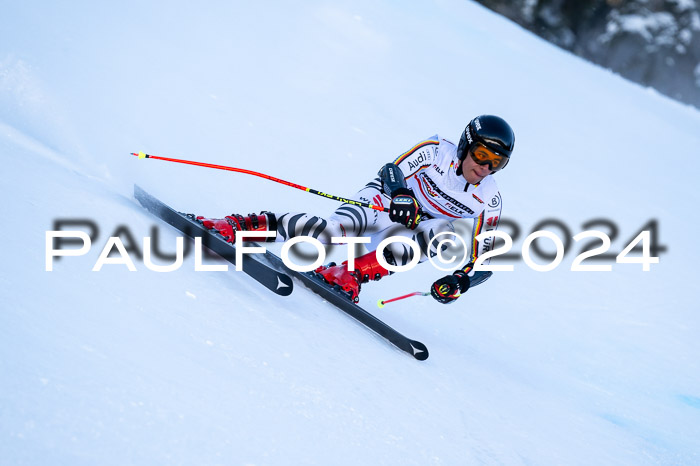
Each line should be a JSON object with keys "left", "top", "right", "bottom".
{"left": 197, "top": 115, "right": 514, "bottom": 304}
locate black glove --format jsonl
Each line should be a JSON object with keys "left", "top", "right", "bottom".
{"left": 389, "top": 188, "right": 422, "bottom": 230}
{"left": 431, "top": 270, "right": 470, "bottom": 304}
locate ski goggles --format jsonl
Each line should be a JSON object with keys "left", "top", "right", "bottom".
{"left": 469, "top": 143, "right": 510, "bottom": 172}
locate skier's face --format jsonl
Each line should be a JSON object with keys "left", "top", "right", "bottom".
{"left": 461, "top": 149, "right": 492, "bottom": 184}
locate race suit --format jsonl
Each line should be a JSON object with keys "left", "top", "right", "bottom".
{"left": 273, "top": 135, "right": 503, "bottom": 273}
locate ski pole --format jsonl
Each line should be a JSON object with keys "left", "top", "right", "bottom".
{"left": 131, "top": 151, "right": 390, "bottom": 213}
{"left": 377, "top": 291, "right": 430, "bottom": 308}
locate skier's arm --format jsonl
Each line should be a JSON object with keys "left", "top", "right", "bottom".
{"left": 379, "top": 163, "right": 422, "bottom": 230}
{"left": 392, "top": 137, "right": 439, "bottom": 178}
{"left": 458, "top": 209, "right": 501, "bottom": 274}
{"left": 431, "top": 192, "right": 502, "bottom": 304}
{"left": 378, "top": 163, "right": 408, "bottom": 197}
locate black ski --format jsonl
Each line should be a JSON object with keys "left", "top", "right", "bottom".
{"left": 134, "top": 185, "right": 492, "bottom": 361}
{"left": 134, "top": 185, "right": 294, "bottom": 296}
{"left": 468, "top": 270, "right": 493, "bottom": 287}
{"left": 262, "top": 254, "right": 430, "bottom": 361}
{"left": 265, "top": 265, "right": 492, "bottom": 361}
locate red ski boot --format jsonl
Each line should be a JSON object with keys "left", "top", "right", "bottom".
{"left": 196, "top": 212, "right": 277, "bottom": 243}
{"left": 314, "top": 250, "right": 391, "bottom": 303}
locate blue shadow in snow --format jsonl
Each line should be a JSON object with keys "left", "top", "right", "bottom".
{"left": 678, "top": 395, "right": 700, "bottom": 409}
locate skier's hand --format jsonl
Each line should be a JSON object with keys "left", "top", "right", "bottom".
{"left": 389, "top": 188, "right": 422, "bottom": 230}
{"left": 431, "top": 271, "right": 470, "bottom": 304}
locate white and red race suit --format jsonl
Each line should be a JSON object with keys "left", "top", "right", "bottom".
{"left": 274, "top": 135, "right": 503, "bottom": 273}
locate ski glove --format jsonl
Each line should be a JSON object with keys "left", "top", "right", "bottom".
{"left": 389, "top": 188, "right": 422, "bottom": 230}
{"left": 431, "top": 271, "right": 470, "bottom": 304}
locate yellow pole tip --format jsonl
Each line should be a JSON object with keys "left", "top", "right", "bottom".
{"left": 138, "top": 151, "right": 147, "bottom": 159}
{"left": 377, "top": 300, "right": 385, "bottom": 309}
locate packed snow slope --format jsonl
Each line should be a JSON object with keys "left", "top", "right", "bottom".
{"left": 2, "top": 1, "right": 700, "bottom": 464}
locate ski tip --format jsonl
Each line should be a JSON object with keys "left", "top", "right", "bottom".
{"left": 275, "top": 274, "right": 294, "bottom": 296}
{"left": 409, "top": 340, "right": 429, "bottom": 361}
{"left": 377, "top": 299, "right": 385, "bottom": 309}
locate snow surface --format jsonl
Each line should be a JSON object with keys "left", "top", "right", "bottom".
{"left": 2, "top": 0, "right": 700, "bottom": 464}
